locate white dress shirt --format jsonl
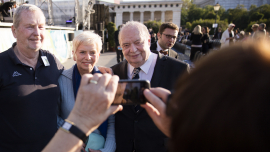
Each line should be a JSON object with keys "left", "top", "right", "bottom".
{"left": 156, "top": 42, "right": 168, "bottom": 56}
{"left": 127, "top": 51, "right": 157, "bottom": 81}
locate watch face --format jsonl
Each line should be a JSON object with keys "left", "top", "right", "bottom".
{"left": 62, "top": 122, "right": 72, "bottom": 130}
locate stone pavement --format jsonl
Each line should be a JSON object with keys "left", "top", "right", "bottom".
{"left": 62, "top": 52, "right": 118, "bottom": 69}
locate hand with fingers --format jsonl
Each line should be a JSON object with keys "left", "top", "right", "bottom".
{"left": 141, "top": 87, "right": 172, "bottom": 137}
{"left": 43, "top": 73, "right": 122, "bottom": 152}
{"left": 68, "top": 73, "right": 123, "bottom": 135}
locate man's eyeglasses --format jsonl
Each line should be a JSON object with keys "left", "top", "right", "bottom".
{"left": 162, "top": 33, "right": 177, "bottom": 40}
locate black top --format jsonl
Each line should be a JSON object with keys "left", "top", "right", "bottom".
{"left": 213, "top": 32, "right": 222, "bottom": 39}
{"left": 114, "top": 30, "right": 120, "bottom": 46}
{"left": 229, "top": 32, "right": 233, "bottom": 44}
{"left": 190, "top": 33, "right": 203, "bottom": 45}
{"left": 0, "top": 45, "right": 64, "bottom": 151}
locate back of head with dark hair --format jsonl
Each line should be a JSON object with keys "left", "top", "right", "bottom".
{"left": 158, "top": 22, "right": 179, "bottom": 34}
{"left": 168, "top": 40, "right": 270, "bottom": 152}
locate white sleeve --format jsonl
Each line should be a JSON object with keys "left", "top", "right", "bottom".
{"left": 99, "top": 115, "right": 116, "bottom": 152}
{"left": 220, "top": 31, "right": 227, "bottom": 44}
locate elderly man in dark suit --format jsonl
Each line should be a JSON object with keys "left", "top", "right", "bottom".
{"left": 150, "top": 22, "right": 179, "bottom": 59}
{"left": 111, "top": 21, "right": 188, "bottom": 152}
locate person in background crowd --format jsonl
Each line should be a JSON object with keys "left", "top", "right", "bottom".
{"left": 114, "top": 25, "right": 123, "bottom": 63}
{"left": 220, "top": 23, "right": 235, "bottom": 48}
{"left": 111, "top": 21, "right": 188, "bottom": 152}
{"left": 190, "top": 25, "right": 203, "bottom": 61}
{"left": 149, "top": 27, "right": 153, "bottom": 35}
{"left": 234, "top": 28, "right": 240, "bottom": 40}
{"left": 242, "top": 32, "right": 251, "bottom": 41}
{"left": 151, "top": 33, "right": 156, "bottom": 44}
{"left": 177, "top": 32, "right": 184, "bottom": 43}
{"left": 253, "top": 23, "right": 267, "bottom": 40}
{"left": 213, "top": 27, "right": 222, "bottom": 39}
{"left": 201, "top": 26, "right": 210, "bottom": 54}
{"left": 183, "top": 31, "right": 190, "bottom": 41}
{"left": 258, "top": 23, "right": 266, "bottom": 36}
{"left": 150, "top": 22, "right": 179, "bottom": 59}
{"left": 0, "top": 4, "right": 65, "bottom": 151}
{"left": 57, "top": 32, "right": 116, "bottom": 152}
{"left": 251, "top": 24, "right": 259, "bottom": 37}
{"left": 235, "top": 31, "right": 245, "bottom": 42}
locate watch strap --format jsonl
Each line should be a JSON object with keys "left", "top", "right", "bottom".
{"left": 60, "top": 119, "right": 87, "bottom": 141}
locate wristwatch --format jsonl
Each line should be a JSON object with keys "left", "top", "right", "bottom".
{"left": 60, "top": 119, "right": 87, "bottom": 141}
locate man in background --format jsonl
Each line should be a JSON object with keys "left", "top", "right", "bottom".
{"left": 150, "top": 22, "right": 179, "bottom": 59}
{"left": 114, "top": 25, "right": 123, "bottom": 63}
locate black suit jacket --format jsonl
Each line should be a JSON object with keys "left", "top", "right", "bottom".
{"left": 111, "top": 51, "right": 188, "bottom": 152}
{"left": 150, "top": 42, "right": 178, "bottom": 59}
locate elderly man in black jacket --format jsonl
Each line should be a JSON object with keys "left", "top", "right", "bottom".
{"left": 111, "top": 21, "right": 189, "bottom": 152}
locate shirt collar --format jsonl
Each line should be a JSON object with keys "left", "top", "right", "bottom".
{"left": 8, "top": 42, "right": 45, "bottom": 67}
{"left": 156, "top": 41, "right": 168, "bottom": 52}
{"left": 128, "top": 51, "right": 154, "bottom": 76}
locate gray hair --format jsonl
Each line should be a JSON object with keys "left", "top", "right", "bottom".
{"left": 13, "top": 4, "right": 45, "bottom": 28}
{"left": 119, "top": 21, "right": 150, "bottom": 45}
{"left": 72, "top": 31, "right": 102, "bottom": 53}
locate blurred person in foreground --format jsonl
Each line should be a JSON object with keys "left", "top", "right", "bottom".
{"left": 190, "top": 25, "right": 203, "bottom": 61}
{"left": 58, "top": 31, "right": 116, "bottom": 152}
{"left": 150, "top": 22, "right": 179, "bottom": 58}
{"left": 201, "top": 26, "right": 210, "bottom": 54}
{"left": 220, "top": 23, "right": 235, "bottom": 48}
{"left": 142, "top": 39, "right": 270, "bottom": 152}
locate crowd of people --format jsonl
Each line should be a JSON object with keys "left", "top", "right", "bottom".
{"left": 171, "top": 22, "right": 268, "bottom": 62}
{"left": 1, "top": 3, "right": 270, "bottom": 152}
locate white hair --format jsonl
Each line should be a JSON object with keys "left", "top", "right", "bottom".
{"left": 119, "top": 21, "right": 150, "bottom": 44}
{"left": 72, "top": 31, "right": 102, "bottom": 53}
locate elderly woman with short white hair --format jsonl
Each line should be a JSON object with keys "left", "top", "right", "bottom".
{"left": 58, "top": 31, "right": 116, "bottom": 152}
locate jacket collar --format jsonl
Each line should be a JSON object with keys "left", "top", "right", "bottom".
{"left": 61, "top": 65, "right": 75, "bottom": 80}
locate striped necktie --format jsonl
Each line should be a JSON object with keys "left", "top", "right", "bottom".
{"left": 132, "top": 67, "right": 141, "bottom": 79}
{"left": 132, "top": 67, "right": 141, "bottom": 112}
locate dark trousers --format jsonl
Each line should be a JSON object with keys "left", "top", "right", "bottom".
{"left": 190, "top": 47, "right": 202, "bottom": 61}
{"left": 116, "top": 47, "right": 123, "bottom": 63}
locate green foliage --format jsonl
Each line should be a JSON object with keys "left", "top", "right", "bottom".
{"left": 249, "top": 4, "right": 257, "bottom": 11}
{"left": 188, "top": 4, "right": 205, "bottom": 22}
{"left": 144, "top": 20, "right": 162, "bottom": 33}
{"left": 249, "top": 12, "right": 264, "bottom": 22}
{"left": 185, "top": 22, "right": 192, "bottom": 30}
{"left": 188, "top": 19, "right": 228, "bottom": 35}
{"left": 181, "top": 2, "right": 270, "bottom": 32}
{"left": 205, "top": 11, "right": 220, "bottom": 20}
{"left": 107, "top": 22, "right": 116, "bottom": 48}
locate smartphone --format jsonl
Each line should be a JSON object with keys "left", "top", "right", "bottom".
{"left": 112, "top": 80, "right": 151, "bottom": 105}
